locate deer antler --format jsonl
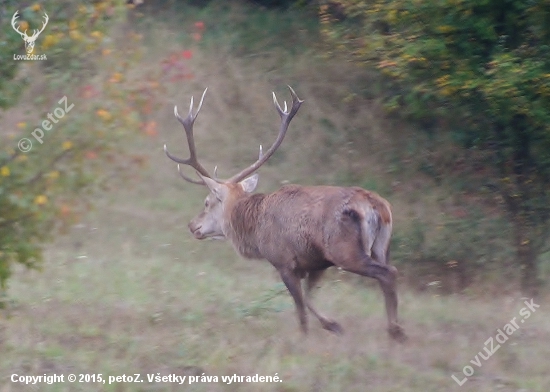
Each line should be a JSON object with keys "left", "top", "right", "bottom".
{"left": 166, "top": 87, "right": 303, "bottom": 185}
{"left": 164, "top": 88, "right": 213, "bottom": 185}
{"left": 225, "top": 86, "right": 303, "bottom": 183}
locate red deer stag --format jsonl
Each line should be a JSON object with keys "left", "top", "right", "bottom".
{"left": 164, "top": 87, "right": 406, "bottom": 341}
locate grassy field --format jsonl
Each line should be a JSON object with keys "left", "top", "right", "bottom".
{"left": 2, "top": 177, "right": 549, "bottom": 391}
{"left": 1, "top": 1, "right": 549, "bottom": 391}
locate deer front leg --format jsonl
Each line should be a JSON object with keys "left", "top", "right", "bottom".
{"left": 304, "top": 269, "right": 343, "bottom": 334}
{"left": 279, "top": 269, "right": 308, "bottom": 333}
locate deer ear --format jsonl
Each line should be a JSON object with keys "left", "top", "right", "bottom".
{"left": 239, "top": 173, "right": 258, "bottom": 193}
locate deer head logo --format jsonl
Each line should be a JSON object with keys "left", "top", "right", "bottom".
{"left": 11, "top": 10, "right": 49, "bottom": 54}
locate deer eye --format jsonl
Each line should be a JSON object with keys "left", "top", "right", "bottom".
{"left": 205, "top": 200, "right": 210, "bottom": 208}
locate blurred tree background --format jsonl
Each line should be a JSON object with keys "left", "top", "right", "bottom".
{"left": 1, "top": 0, "right": 549, "bottom": 298}
{"left": 322, "top": 0, "right": 550, "bottom": 296}
{"left": 0, "top": 0, "right": 168, "bottom": 296}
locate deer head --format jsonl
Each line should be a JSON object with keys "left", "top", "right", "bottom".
{"left": 164, "top": 87, "right": 303, "bottom": 240}
{"left": 12, "top": 11, "right": 49, "bottom": 54}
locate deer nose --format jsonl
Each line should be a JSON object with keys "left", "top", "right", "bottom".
{"left": 188, "top": 221, "right": 204, "bottom": 238}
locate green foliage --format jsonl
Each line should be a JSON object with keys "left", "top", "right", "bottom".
{"left": 391, "top": 212, "right": 515, "bottom": 291}
{"left": 391, "top": 217, "right": 426, "bottom": 265}
{"left": 187, "top": 0, "right": 318, "bottom": 56}
{"left": 324, "top": 0, "right": 550, "bottom": 292}
{"left": 427, "top": 213, "right": 512, "bottom": 266}
{"left": 323, "top": 0, "right": 550, "bottom": 143}
{"left": 0, "top": 0, "right": 176, "bottom": 292}
{"left": 248, "top": 0, "right": 312, "bottom": 8}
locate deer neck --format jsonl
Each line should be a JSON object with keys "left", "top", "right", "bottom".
{"left": 223, "top": 193, "right": 265, "bottom": 259}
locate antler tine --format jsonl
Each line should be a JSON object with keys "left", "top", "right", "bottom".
{"left": 165, "top": 88, "right": 212, "bottom": 185}
{"left": 225, "top": 86, "right": 303, "bottom": 183}
{"left": 177, "top": 164, "right": 204, "bottom": 185}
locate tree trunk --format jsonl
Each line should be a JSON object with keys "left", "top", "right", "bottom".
{"left": 497, "top": 116, "right": 541, "bottom": 297}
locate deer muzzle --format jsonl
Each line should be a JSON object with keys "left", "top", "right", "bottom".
{"left": 188, "top": 221, "right": 205, "bottom": 239}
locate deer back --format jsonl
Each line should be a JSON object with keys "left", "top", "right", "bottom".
{"left": 225, "top": 184, "right": 392, "bottom": 269}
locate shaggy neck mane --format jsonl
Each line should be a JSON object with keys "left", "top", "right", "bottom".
{"left": 225, "top": 193, "right": 265, "bottom": 259}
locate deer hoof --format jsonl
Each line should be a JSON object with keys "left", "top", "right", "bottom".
{"left": 388, "top": 323, "right": 407, "bottom": 343}
{"left": 322, "top": 319, "right": 344, "bottom": 335}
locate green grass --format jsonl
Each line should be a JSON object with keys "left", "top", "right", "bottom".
{"left": 1, "top": 1, "right": 549, "bottom": 391}
{"left": 3, "top": 226, "right": 549, "bottom": 391}
{"left": 2, "top": 156, "right": 549, "bottom": 391}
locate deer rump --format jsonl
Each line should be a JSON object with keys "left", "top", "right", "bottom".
{"left": 228, "top": 184, "right": 392, "bottom": 273}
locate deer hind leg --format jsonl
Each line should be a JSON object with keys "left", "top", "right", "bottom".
{"left": 279, "top": 268, "right": 308, "bottom": 334}
{"left": 304, "top": 269, "right": 343, "bottom": 335}
{"left": 376, "top": 269, "right": 406, "bottom": 342}
{"left": 336, "top": 253, "right": 406, "bottom": 342}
